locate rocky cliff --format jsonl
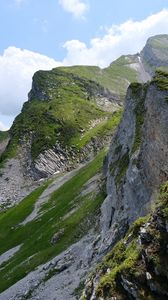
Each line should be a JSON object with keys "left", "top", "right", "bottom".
{"left": 80, "top": 70, "right": 168, "bottom": 300}
{"left": 1, "top": 71, "right": 167, "bottom": 300}
{"left": 141, "top": 34, "right": 168, "bottom": 75}
{"left": 0, "top": 69, "right": 122, "bottom": 209}
{"left": 82, "top": 182, "right": 168, "bottom": 300}
{"left": 99, "top": 70, "right": 168, "bottom": 252}
{"left": 0, "top": 35, "right": 168, "bottom": 300}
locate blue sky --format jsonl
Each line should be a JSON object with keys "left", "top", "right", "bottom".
{"left": 0, "top": 0, "right": 168, "bottom": 129}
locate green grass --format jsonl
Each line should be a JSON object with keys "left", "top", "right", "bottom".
{"left": 0, "top": 59, "right": 137, "bottom": 166}
{"left": 110, "top": 150, "right": 130, "bottom": 186}
{"left": 95, "top": 239, "right": 140, "bottom": 298}
{"left": 71, "top": 110, "right": 122, "bottom": 149}
{"left": 59, "top": 55, "right": 140, "bottom": 97}
{"left": 152, "top": 70, "right": 168, "bottom": 91}
{"left": 81, "top": 180, "right": 168, "bottom": 300}
{"left": 0, "top": 181, "right": 51, "bottom": 236}
{"left": 130, "top": 83, "right": 148, "bottom": 153}
{"left": 0, "top": 131, "right": 9, "bottom": 142}
{"left": 1, "top": 69, "right": 118, "bottom": 164}
{"left": 0, "top": 149, "right": 107, "bottom": 293}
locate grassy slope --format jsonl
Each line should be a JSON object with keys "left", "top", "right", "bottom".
{"left": 152, "top": 69, "right": 168, "bottom": 91}
{"left": 59, "top": 55, "right": 139, "bottom": 97}
{"left": 0, "top": 149, "right": 107, "bottom": 293}
{"left": 0, "top": 131, "right": 9, "bottom": 142}
{"left": 0, "top": 69, "right": 122, "bottom": 164}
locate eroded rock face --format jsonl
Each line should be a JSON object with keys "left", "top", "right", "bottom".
{"left": 100, "top": 80, "right": 168, "bottom": 251}
{"left": 141, "top": 34, "right": 168, "bottom": 75}
{"left": 82, "top": 187, "right": 168, "bottom": 300}
{"left": 0, "top": 158, "right": 38, "bottom": 210}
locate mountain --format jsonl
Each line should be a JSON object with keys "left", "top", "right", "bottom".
{"left": 0, "top": 68, "right": 122, "bottom": 209}
{"left": 59, "top": 53, "right": 150, "bottom": 101}
{"left": 0, "top": 131, "right": 9, "bottom": 155}
{"left": 141, "top": 34, "right": 168, "bottom": 75}
{"left": 82, "top": 182, "right": 168, "bottom": 299}
{"left": 0, "top": 35, "right": 168, "bottom": 300}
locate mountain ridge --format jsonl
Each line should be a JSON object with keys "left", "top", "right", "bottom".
{"left": 0, "top": 34, "right": 168, "bottom": 300}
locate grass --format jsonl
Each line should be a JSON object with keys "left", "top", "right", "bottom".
{"left": 0, "top": 131, "right": 9, "bottom": 142}
{"left": 1, "top": 69, "right": 120, "bottom": 164}
{"left": 95, "top": 238, "right": 141, "bottom": 298}
{"left": 110, "top": 150, "right": 130, "bottom": 186}
{"left": 71, "top": 110, "right": 122, "bottom": 149}
{"left": 0, "top": 181, "right": 51, "bottom": 237}
{"left": 81, "top": 181, "right": 168, "bottom": 300}
{"left": 152, "top": 70, "right": 168, "bottom": 91}
{"left": 130, "top": 83, "right": 148, "bottom": 154}
{"left": 59, "top": 55, "right": 140, "bottom": 97}
{"left": 0, "top": 149, "right": 107, "bottom": 293}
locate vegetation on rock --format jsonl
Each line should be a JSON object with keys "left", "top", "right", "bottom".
{"left": 152, "top": 70, "right": 168, "bottom": 91}
{"left": 82, "top": 181, "right": 168, "bottom": 300}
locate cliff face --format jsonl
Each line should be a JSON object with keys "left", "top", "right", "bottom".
{"left": 0, "top": 69, "right": 122, "bottom": 209}
{"left": 0, "top": 37, "right": 168, "bottom": 299}
{"left": 80, "top": 70, "right": 168, "bottom": 300}
{"left": 82, "top": 182, "right": 168, "bottom": 300}
{"left": 141, "top": 34, "right": 168, "bottom": 75}
{"left": 100, "top": 71, "right": 168, "bottom": 252}
{"left": 7, "top": 69, "right": 121, "bottom": 179}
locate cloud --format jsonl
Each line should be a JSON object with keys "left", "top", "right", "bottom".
{"left": 1, "top": 9, "right": 168, "bottom": 129}
{"left": 0, "top": 47, "right": 61, "bottom": 122}
{"left": 0, "top": 121, "right": 9, "bottom": 131}
{"left": 63, "top": 9, "right": 168, "bottom": 67}
{"left": 58, "top": 0, "right": 88, "bottom": 18}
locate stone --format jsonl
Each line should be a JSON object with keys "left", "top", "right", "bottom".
{"left": 51, "top": 229, "right": 65, "bottom": 245}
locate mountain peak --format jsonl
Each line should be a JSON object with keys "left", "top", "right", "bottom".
{"left": 141, "top": 34, "right": 168, "bottom": 74}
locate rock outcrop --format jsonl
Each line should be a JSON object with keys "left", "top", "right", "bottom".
{"left": 141, "top": 34, "right": 168, "bottom": 75}
{"left": 1, "top": 35, "right": 168, "bottom": 300}
{"left": 99, "top": 71, "right": 168, "bottom": 252}
{"left": 81, "top": 181, "right": 168, "bottom": 300}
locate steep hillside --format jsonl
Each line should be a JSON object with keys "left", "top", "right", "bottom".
{"left": 59, "top": 54, "right": 149, "bottom": 101}
{"left": 0, "top": 68, "right": 122, "bottom": 209}
{"left": 141, "top": 34, "right": 168, "bottom": 75}
{"left": 0, "top": 149, "right": 107, "bottom": 298}
{"left": 0, "top": 131, "right": 9, "bottom": 155}
{"left": 1, "top": 71, "right": 168, "bottom": 300}
{"left": 1, "top": 69, "right": 121, "bottom": 176}
{"left": 99, "top": 70, "right": 168, "bottom": 252}
{"left": 82, "top": 181, "right": 168, "bottom": 300}
{"left": 0, "top": 38, "right": 168, "bottom": 300}
{"left": 79, "top": 70, "right": 168, "bottom": 299}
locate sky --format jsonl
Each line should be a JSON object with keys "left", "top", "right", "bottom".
{"left": 0, "top": 0, "right": 168, "bottom": 130}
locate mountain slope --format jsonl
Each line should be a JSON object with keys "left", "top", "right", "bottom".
{"left": 0, "top": 36, "right": 168, "bottom": 300}
{"left": 82, "top": 182, "right": 168, "bottom": 300}
{"left": 0, "top": 131, "right": 9, "bottom": 155}
{"left": 98, "top": 70, "right": 168, "bottom": 253}
{"left": 1, "top": 71, "right": 168, "bottom": 300}
{"left": 1, "top": 69, "right": 121, "bottom": 175}
{"left": 79, "top": 70, "right": 168, "bottom": 299}
{"left": 59, "top": 54, "right": 149, "bottom": 101}
{"left": 0, "top": 149, "right": 106, "bottom": 295}
{"left": 141, "top": 34, "right": 168, "bottom": 75}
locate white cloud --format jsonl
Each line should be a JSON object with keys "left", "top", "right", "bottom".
{"left": 0, "top": 47, "right": 61, "bottom": 123}
{"left": 63, "top": 9, "right": 168, "bottom": 67}
{"left": 58, "top": 0, "right": 88, "bottom": 18}
{"left": 0, "top": 121, "right": 9, "bottom": 131}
